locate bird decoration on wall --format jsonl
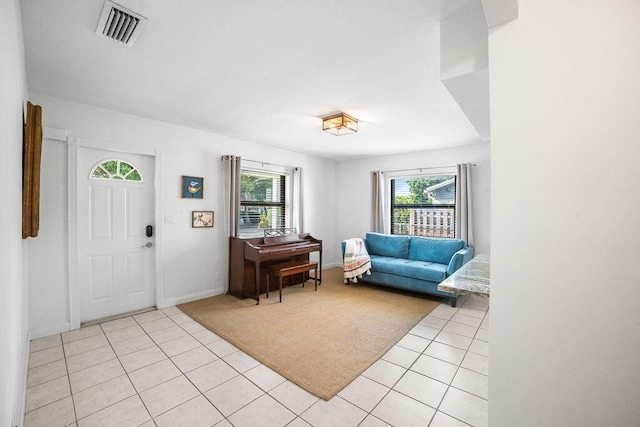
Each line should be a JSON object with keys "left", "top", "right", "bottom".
{"left": 188, "top": 181, "right": 201, "bottom": 194}
{"left": 181, "top": 176, "right": 204, "bottom": 199}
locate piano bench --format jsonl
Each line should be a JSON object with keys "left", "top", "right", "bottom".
{"left": 266, "top": 262, "right": 319, "bottom": 303}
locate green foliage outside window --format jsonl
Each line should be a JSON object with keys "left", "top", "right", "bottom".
{"left": 392, "top": 195, "right": 412, "bottom": 235}
{"left": 241, "top": 175, "right": 274, "bottom": 202}
{"left": 258, "top": 209, "right": 270, "bottom": 228}
{"left": 91, "top": 160, "right": 142, "bottom": 181}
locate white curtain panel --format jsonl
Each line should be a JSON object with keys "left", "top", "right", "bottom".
{"left": 222, "top": 155, "right": 241, "bottom": 238}
{"left": 372, "top": 171, "right": 387, "bottom": 233}
{"left": 292, "top": 167, "right": 304, "bottom": 233}
{"left": 455, "top": 163, "right": 474, "bottom": 247}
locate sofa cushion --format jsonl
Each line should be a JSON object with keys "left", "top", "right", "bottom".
{"left": 403, "top": 261, "right": 448, "bottom": 283}
{"left": 365, "top": 233, "right": 410, "bottom": 258}
{"left": 408, "top": 237, "right": 464, "bottom": 265}
{"left": 370, "top": 255, "right": 447, "bottom": 283}
{"left": 370, "top": 256, "right": 411, "bottom": 275}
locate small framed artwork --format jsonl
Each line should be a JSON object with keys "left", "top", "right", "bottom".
{"left": 182, "top": 176, "right": 204, "bottom": 198}
{"left": 192, "top": 211, "right": 214, "bottom": 228}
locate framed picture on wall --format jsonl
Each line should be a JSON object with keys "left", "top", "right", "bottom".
{"left": 192, "top": 211, "right": 214, "bottom": 228}
{"left": 182, "top": 175, "right": 203, "bottom": 198}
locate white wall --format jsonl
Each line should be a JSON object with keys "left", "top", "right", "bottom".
{"left": 27, "top": 136, "right": 69, "bottom": 335}
{"left": 489, "top": 1, "right": 640, "bottom": 425}
{"left": 440, "top": 0, "right": 488, "bottom": 80}
{"left": 440, "top": 1, "right": 491, "bottom": 142}
{"left": 27, "top": 93, "right": 338, "bottom": 336}
{"left": 335, "top": 142, "right": 490, "bottom": 254}
{"left": 0, "top": 0, "right": 29, "bottom": 424}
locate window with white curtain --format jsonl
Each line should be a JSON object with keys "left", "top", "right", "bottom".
{"left": 388, "top": 169, "right": 457, "bottom": 238}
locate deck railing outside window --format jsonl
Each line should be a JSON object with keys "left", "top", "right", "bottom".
{"left": 391, "top": 205, "right": 456, "bottom": 238}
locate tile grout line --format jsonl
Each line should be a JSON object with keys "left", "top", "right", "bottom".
{"left": 29, "top": 313, "right": 191, "bottom": 425}
{"left": 130, "top": 310, "right": 193, "bottom": 422}
{"left": 62, "top": 333, "right": 79, "bottom": 427}
{"left": 130, "top": 308, "right": 257, "bottom": 424}
{"left": 162, "top": 311, "right": 242, "bottom": 423}
{"left": 70, "top": 321, "right": 146, "bottom": 424}
{"left": 430, "top": 299, "right": 489, "bottom": 426}
{"left": 185, "top": 311, "right": 310, "bottom": 426}
{"left": 334, "top": 295, "right": 474, "bottom": 426}
{"left": 168, "top": 309, "right": 308, "bottom": 426}
{"left": 102, "top": 318, "right": 155, "bottom": 425}
{"left": 422, "top": 302, "right": 468, "bottom": 426}
{"left": 364, "top": 297, "right": 488, "bottom": 426}
{"left": 67, "top": 313, "right": 167, "bottom": 423}
{"left": 359, "top": 300, "right": 469, "bottom": 427}
{"left": 23, "top": 337, "right": 75, "bottom": 423}
{"left": 174, "top": 313, "right": 281, "bottom": 425}
{"left": 99, "top": 309, "right": 201, "bottom": 422}
{"left": 429, "top": 303, "right": 463, "bottom": 426}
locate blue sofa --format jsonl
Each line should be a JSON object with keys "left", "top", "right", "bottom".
{"left": 343, "top": 232, "right": 474, "bottom": 306}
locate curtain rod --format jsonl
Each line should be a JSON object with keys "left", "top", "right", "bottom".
{"left": 381, "top": 164, "right": 476, "bottom": 174}
{"left": 243, "top": 158, "right": 291, "bottom": 169}
{"left": 221, "top": 155, "right": 291, "bottom": 170}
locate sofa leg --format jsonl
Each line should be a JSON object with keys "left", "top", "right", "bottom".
{"left": 450, "top": 296, "right": 457, "bottom": 307}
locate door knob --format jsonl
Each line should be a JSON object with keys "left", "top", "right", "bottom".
{"left": 141, "top": 242, "right": 153, "bottom": 248}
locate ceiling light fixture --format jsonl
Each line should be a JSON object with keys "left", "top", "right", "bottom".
{"left": 322, "top": 113, "right": 358, "bottom": 136}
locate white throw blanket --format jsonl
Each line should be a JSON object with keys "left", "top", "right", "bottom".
{"left": 343, "top": 238, "right": 372, "bottom": 283}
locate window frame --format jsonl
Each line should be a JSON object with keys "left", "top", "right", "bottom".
{"left": 239, "top": 165, "right": 293, "bottom": 238}
{"left": 385, "top": 167, "right": 457, "bottom": 238}
{"left": 89, "top": 159, "right": 143, "bottom": 182}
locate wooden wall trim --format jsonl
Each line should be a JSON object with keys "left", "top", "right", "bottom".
{"left": 22, "top": 101, "right": 43, "bottom": 239}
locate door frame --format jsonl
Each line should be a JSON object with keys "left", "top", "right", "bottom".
{"left": 68, "top": 137, "right": 164, "bottom": 329}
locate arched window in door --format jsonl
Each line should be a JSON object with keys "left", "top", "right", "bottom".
{"left": 90, "top": 159, "right": 143, "bottom": 181}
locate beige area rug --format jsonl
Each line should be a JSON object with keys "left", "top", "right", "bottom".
{"left": 177, "top": 267, "right": 440, "bottom": 400}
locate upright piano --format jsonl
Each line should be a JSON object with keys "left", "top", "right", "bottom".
{"left": 229, "top": 233, "right": 322, "bottom": 304}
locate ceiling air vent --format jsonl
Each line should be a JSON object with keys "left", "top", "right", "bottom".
{"left": 96, "top": 1, "right": 147, "bottom": 47}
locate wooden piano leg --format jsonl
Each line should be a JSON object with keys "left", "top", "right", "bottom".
{"left": 254, "top": 261, "right": 261, "bottom": 305}
{"left": 266, "top": 274, "right": 270, "bottom": 299}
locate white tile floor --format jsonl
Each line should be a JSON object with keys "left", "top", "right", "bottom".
{"left": 24, "top": 294, "right": 489, "bottom": 427}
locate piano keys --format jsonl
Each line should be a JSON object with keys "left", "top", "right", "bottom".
{"left": 229, "top": 234, "right": 322, "bottom": 304}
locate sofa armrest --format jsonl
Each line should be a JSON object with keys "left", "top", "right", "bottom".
{"left": 447, "top": 247, "right": 475, "bottom": 276}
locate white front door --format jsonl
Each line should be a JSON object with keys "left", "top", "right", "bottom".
{"left": 77, "top": 147, "right": 155, "bottom": 323}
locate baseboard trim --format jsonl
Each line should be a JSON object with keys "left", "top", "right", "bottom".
{"left": 159, "top": 271, "right": 342, "bottom": 309}
{"left": 159, "top": 268, "right": 344, "bottom": 308}
{"left": 323, "top": 262, "right": 342, "bottom": 269}
{"left": 160, "top": 288, "right": 225, "bottom": 308}
{"left": 29, "top": 322, "right": 72, "bottom": 340}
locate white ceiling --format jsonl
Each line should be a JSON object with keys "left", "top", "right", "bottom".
{"left": 20, "top": 0, "right": 486, "bottom": 161}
